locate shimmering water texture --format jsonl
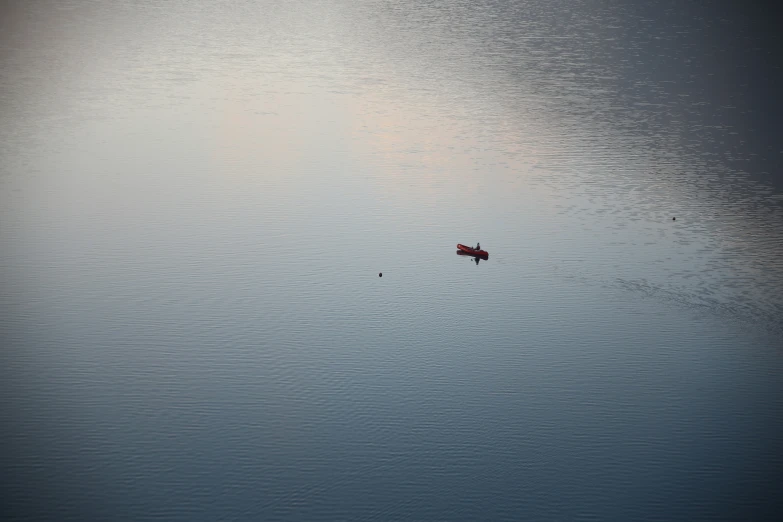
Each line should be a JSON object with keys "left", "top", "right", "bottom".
{"left": 2, "top": 1, "right": 782, "bottom": 521}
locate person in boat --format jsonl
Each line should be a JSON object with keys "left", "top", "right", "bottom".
{"left": 475, "top": 242, "right": 480, "bottom": 251}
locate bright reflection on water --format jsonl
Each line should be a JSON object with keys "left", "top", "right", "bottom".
{"left": 2, "top": 1, "right": 782, "bottom": 520}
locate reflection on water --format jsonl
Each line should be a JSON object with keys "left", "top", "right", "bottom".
{"left": 2, "top": 0, "right": 782, "bottom": 520}
{"left": 457, "top": 250, "right": 487, "bottom": 265}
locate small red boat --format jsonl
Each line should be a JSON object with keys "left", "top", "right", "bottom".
{"left": 457, "top": 244, "right": 489, "bottom": 258}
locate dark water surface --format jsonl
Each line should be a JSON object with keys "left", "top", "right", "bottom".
{"left": 2, "top": 1, "right": 782, "bottom": 520}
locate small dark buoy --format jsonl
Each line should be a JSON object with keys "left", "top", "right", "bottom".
{"left": 672, "top": 217, "right": 676, "bottom": 221}
{"left": 379, "top": 272, "right": 382, "bottom": 277}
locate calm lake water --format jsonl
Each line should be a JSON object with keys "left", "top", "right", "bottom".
{"left": 2, "top": 1, "right": 782, "bottom": 520}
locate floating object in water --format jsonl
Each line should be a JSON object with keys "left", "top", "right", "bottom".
{"left": 456, "top": 244, "right": 489, "bottom": 258}
{"left": 673, "top": 217, "right": 676, "bottom": 221}
{"left": 379, "top": 272, "right": 382, "bottom": 277}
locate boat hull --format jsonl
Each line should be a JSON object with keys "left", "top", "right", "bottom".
{"left": 457, "top": 244, "right": 489, "bottom": 258}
